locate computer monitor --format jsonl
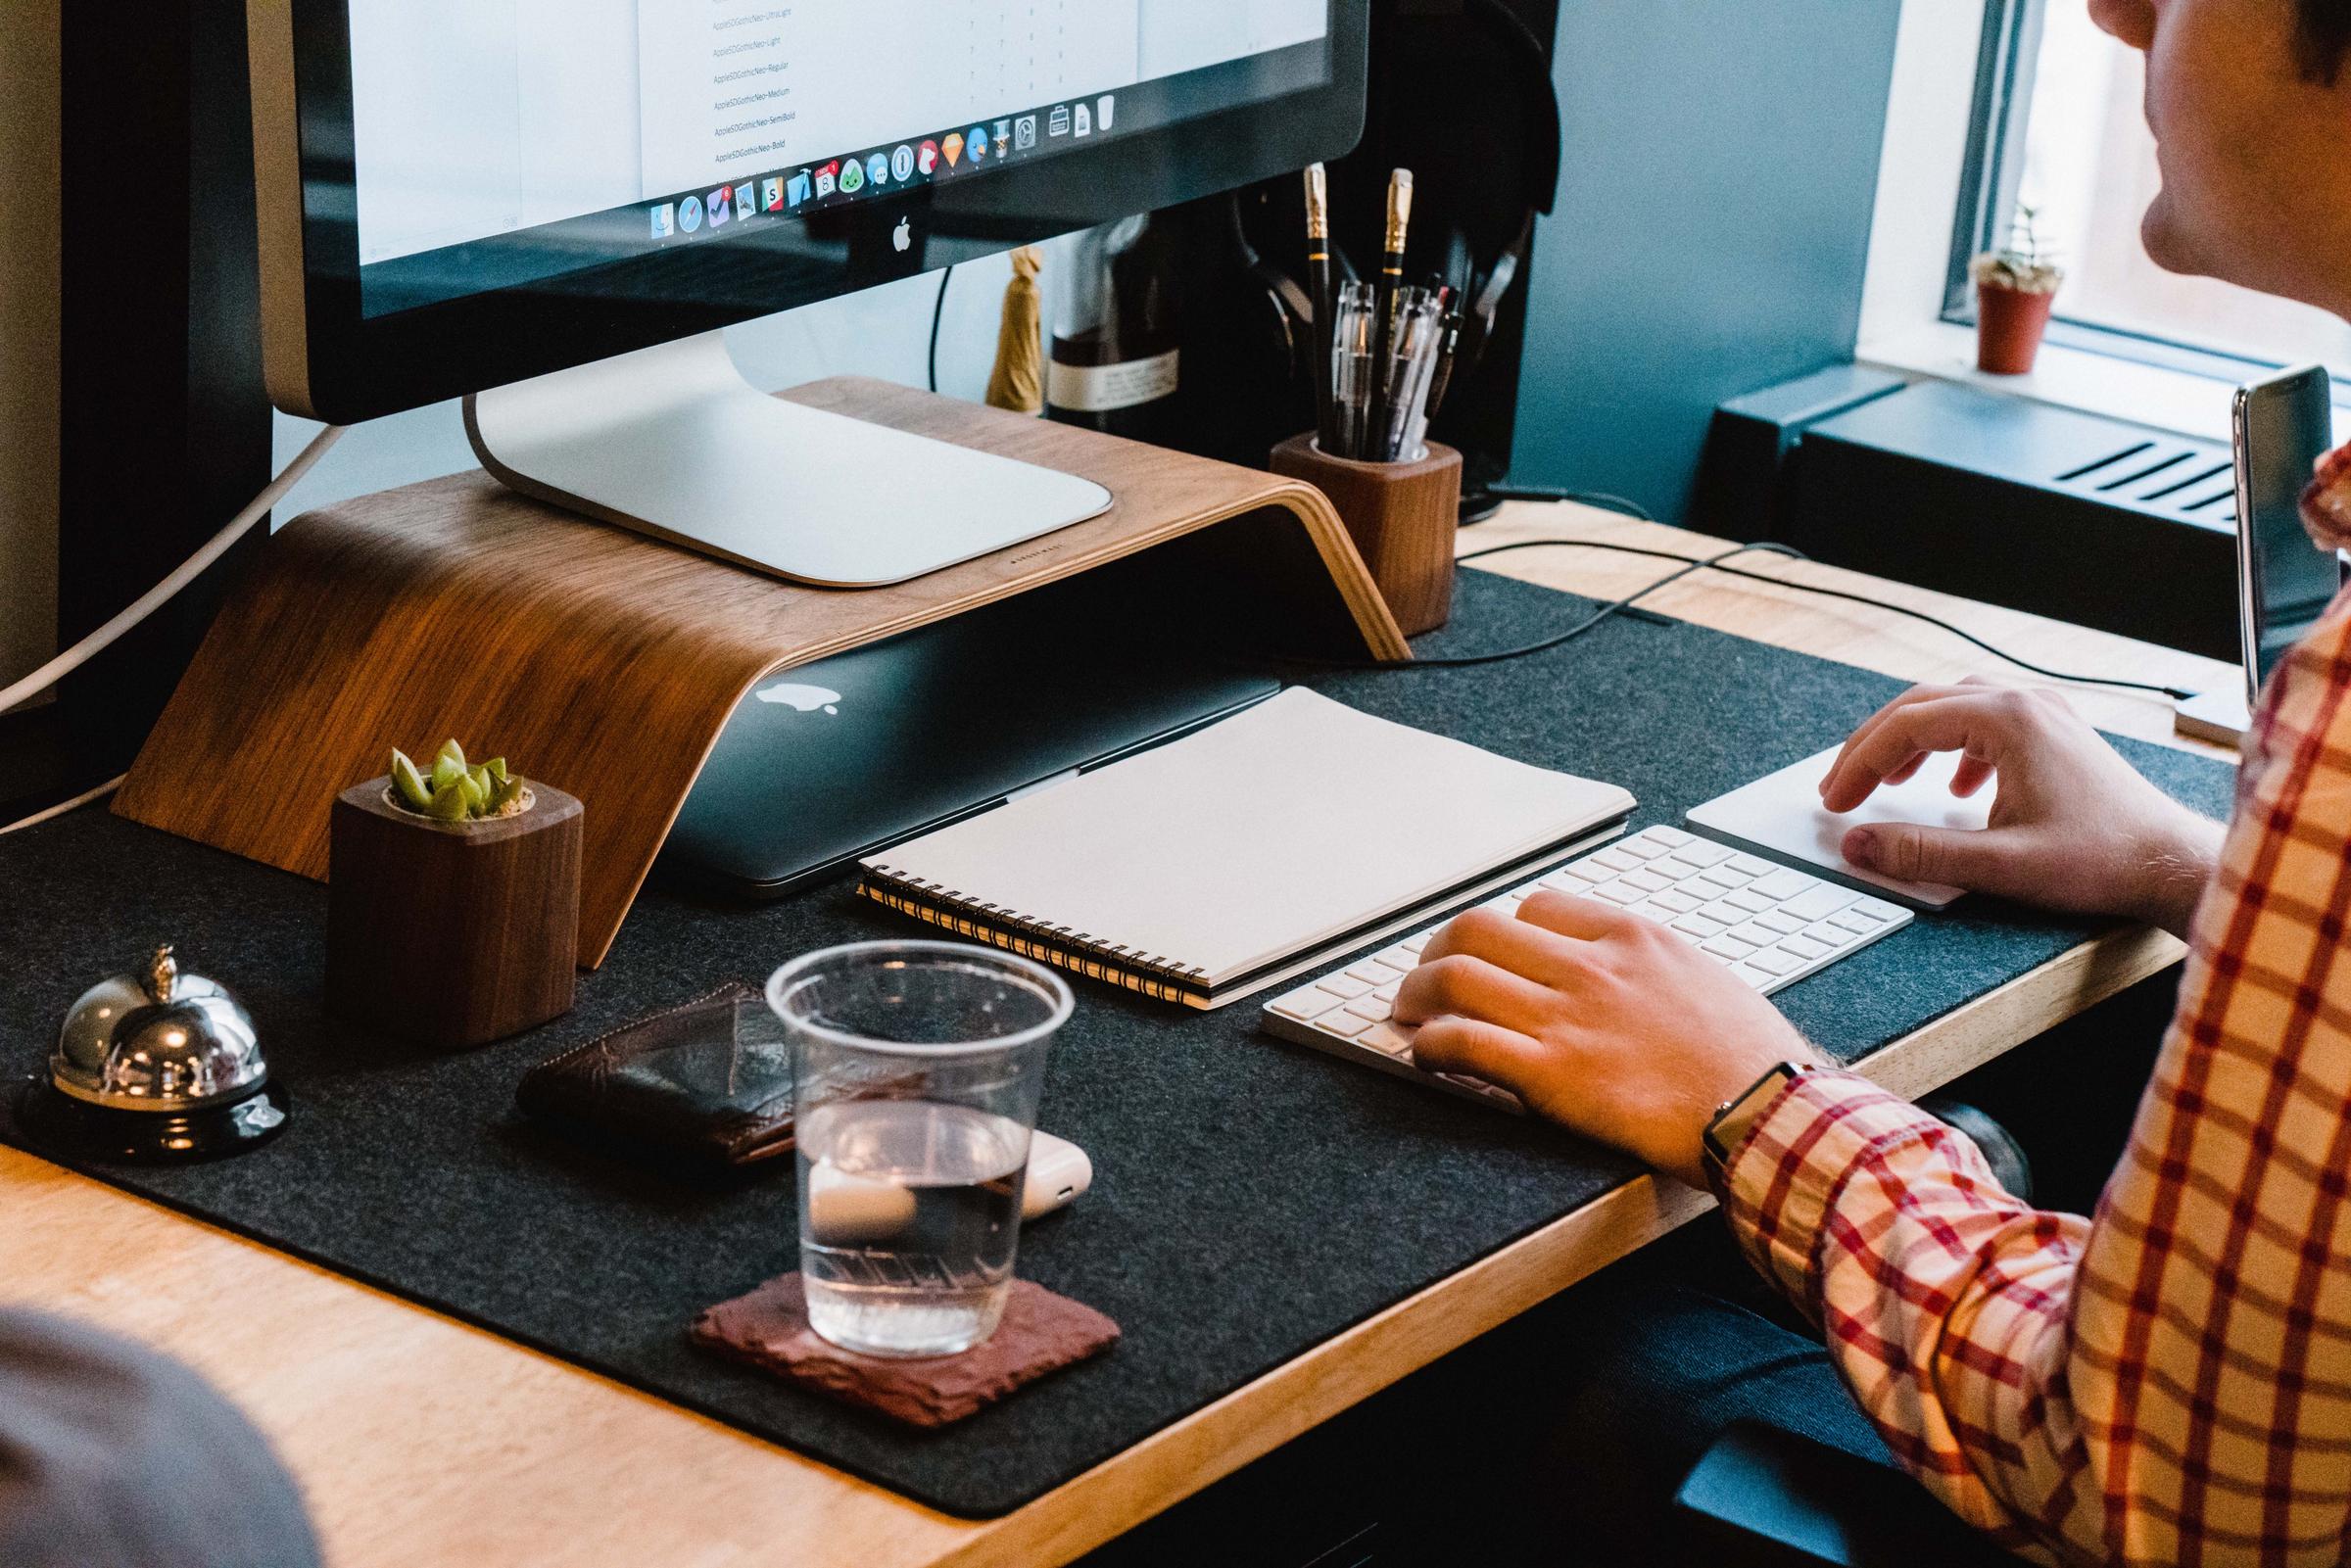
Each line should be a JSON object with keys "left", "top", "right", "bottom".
{"left": 248, "top": 2, "right": 1368, "bottom": 584}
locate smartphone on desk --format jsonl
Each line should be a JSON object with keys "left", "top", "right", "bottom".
{"left": 2235, "top": 364, "right": 2345, "bottom": 706}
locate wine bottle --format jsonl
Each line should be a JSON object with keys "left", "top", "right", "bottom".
{"left": 1045, "top": 214, "right": 1182, "bottom": 444}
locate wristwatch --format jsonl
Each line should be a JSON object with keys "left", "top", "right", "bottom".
{"left": 1701, "top": 1060, "right": 1814, "bottom": 1176}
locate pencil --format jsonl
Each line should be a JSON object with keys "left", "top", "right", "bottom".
{"left": 1365, "top": 168, "right": 1414, "bottom": 461}
{"left": 1304, "top": 164, "right": 1339, "bottom": 452}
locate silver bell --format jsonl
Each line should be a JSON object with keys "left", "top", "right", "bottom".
{"left": 22, "top": 946, "right": 287, "bottom": 1164}
{"left": 54, "top": 947, "right": 267, "bottom": 1112}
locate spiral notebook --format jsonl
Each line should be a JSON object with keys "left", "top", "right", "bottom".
{"left": 857, "top": 688, "right": 1636, "bottom": 1008}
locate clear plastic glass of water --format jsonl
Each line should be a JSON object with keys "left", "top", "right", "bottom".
{"left": 767, "top": 940, "right": 1073, "bottom": 1359}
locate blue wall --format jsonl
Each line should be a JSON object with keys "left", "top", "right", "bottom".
{"left": 1511, "top": 0, "right": 1905, "bottom": 522}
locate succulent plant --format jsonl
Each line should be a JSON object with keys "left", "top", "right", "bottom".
{"left": 389, "top": 739, "right": 527, "bottom": 823}
{"left": 1970, "top": 205, "right": 2065, "bottom": 296}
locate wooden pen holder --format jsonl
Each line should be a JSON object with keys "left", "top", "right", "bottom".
{"left": 1270, "top": 435, "right": 1462, "bottom": 637}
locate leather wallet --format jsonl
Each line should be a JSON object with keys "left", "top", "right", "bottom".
{"left": 516, "top": 981, "right": 794, "bottom": 1176}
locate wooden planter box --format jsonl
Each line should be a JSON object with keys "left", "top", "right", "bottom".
{"left": 326, "top": 778, "right": 583, "bottom": 1048}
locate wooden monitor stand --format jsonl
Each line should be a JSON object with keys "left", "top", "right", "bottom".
{"left": 115, "top": 377, "right": 1408, "bottom": 966}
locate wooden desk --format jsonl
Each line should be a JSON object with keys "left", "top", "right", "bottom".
{"left": 0, "top": 503, "right": 2237, "bottom": 1568}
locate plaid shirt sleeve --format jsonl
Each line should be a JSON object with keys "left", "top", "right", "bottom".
{"left": 1710, "top": 594, "right": 2351, "bottom": 1566}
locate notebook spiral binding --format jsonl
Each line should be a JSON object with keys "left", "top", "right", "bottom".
{"left": 858, "top": 866, "right": 1215, "bottom": 1006}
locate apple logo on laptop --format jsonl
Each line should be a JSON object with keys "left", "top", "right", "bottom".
{"left": 893, "top": 217, "right": 913, "bottom": 254}
{"left": 755, "top": 682, "right": 841, "bottom": 716}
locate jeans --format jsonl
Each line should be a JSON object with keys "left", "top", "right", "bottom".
{"left": 1455, "top": 1221, "right": 1904, "bottom": 1564}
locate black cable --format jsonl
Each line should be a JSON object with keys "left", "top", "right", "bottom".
{"left": 1481, "top": 483, "right": 1660, "bottom": 523}
{"left": 1439, "top": 538, "right": 2198, "bottom": 700}
{"left": 1280, "top": 543, "right": 1793, "bottom": 671}
{"left": 926, "top": 265, "right": 956, "bottom": 394}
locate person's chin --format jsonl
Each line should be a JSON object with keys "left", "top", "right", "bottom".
{"left": 2138, "top": 194, "right": 2214, "bottom": 279}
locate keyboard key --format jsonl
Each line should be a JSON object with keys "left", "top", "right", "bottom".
{"left": 1780, "top": 884, "right": 1861, "bottom": 923}
{"left": 1621, "top": 837, "right": 1669, "bottom": 860}
{"left": 1752, "top": 909, "right": 1805, "bottom": 934}
{"left": 1655, "top": 855, "right": 1709, "bottom": 880}
{"left": 1372, "top": 980, "right": 1401, "bottom": 1003}
{"left": 1375, "top": 944, "right": 1419, "bottom": 971}
{"left": 1698, "top": 899, "right": 1751, "bottom": 927}
{"left": 1348, "top": 962, "right": 1401, "bottom": 985}
{"left": 1593, "top": 881, "right": 1643, "bottom": 904}
{"left": 1676, "top": 839, "right": 1734, "bottom": 867}
{"left": 1853, "top": 897, "right": 1904, "bottom": 922}
{"left": 1627, "top": 901, "right": 1684, "bottom": 925}
{"left": 1344, "top": 995, "right": 1393, "bottom": 1022}
{"left": 1649, "top": 826, "right": 1694, "bottom": 847}
{"left": 1731, "top": 964, "right": 1777, "bottom": 990}
{"left": 1590, "top": 847, "right": 1640, "bottom": 873}
{"left": 1801, "top": 920, "right": 1861, "bottom": 949}
{"left": 1271, "top": 986, "right": 1343, "bottom": 1021}
{"left": 1695, "top": 866, "right": 1749, "bottom": 890}
{"left": 1702, "top": 935, "right": 1758, "bottom": 961}
{"left": 1746, "top": 947, "right": 1800, "bottom": 976}
{"left": 1831, "top": 909, "right": 1885, "bottom": 934}
{"left": 1651, "top": 889, "right": 1702, "bottom": 914}
{"left": 1320, "top": 973, "right": 1372, "bottom": 999}
{"left": 1401, "top": 932, "right": 1431, "bottom": 955}
{"left": 1437, "top": 1071, "right": 1523, "bottom": 1109}
{"left": 1621, "top": 870, "right": 1671, "bottom": 893}
{"left": 1781, "top": 934, "right": 1831, "bottom": 961}
{"left": 1723, "top": 889, "right": 1774, "bottom": 914}
{"left": 1750, "top": 868, "right": 1815, "bottom": 901}
{"left": 1317, "top": 1011, "right": 1375, "bottom": 1038}
{"left": 1357, "top": 1022, "right": 1416, "bottom": 1058}
{"left": 1728, "top": 854, "right": 1777, "bottom": 878}
{"left": 1671, "top": 914, "right": 1727, "bottom": 937}
{"left": 1725, "top": 922, "right": 1784, "bottom": 949}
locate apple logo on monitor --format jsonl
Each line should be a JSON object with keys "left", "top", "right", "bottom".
{"left": 755, "top": 683, "right": 842, "bottom": 715}
{"left": 893, "top": 218, "right": 913, "bottom": 254}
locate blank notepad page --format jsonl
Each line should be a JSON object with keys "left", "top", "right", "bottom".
{"left": 862, "top": 688, "right": 1636, "bottom": 986}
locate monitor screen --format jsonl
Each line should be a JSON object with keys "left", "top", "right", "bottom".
{"left": 345, "top": 1, "right": 1335, "bottom": 318}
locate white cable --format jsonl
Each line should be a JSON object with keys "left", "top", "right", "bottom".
{"left": 0, "top": 423, "right": 349, "bottom": 718}
{"left": 0, "top": 772, "right": 127, "bottom": 835}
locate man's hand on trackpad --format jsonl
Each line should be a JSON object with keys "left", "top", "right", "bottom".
{"left": 1816, "top": 680, "right": 2222, "bottom": 938}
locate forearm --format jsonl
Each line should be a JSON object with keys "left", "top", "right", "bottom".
{"left": 1712, "top": 1072, "right": 2092, "bottom": 1553}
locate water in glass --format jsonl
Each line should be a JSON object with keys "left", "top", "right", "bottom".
{"left": 797, "top": 1098, "right": 1031, "bottom": 1357}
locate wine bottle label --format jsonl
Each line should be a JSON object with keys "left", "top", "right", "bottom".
{"left": 1047, "top": 349, "right": 1180, "bottom": 413}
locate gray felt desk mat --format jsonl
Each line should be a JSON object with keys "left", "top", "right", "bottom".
{"left": 0, "top": 571, "right": 2236, "bottom": 1518}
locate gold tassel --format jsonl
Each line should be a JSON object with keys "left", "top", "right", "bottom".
{"left": 984, "top": 246, "right": 1045, "bottom": 413}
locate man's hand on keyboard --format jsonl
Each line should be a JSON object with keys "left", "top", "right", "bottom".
{"left": 1818, "top": 681, "right": 2221, "bottom": 937}
{"left": 1393, "top": 893, "right": 1823, "bottom": 1186}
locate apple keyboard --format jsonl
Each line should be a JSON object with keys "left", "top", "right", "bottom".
{"left": 1257, "top": 825, "right": 1914, "bottom": 1110}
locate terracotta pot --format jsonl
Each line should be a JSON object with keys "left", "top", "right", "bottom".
{"left": 1976, "top": 283, "right": 2058, "bottom": 375}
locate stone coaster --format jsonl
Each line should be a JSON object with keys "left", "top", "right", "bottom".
{"left": 691, "top": 1273, "right": 1121, "bottom": 1428}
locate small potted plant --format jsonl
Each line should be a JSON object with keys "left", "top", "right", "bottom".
{"left": 326, "top": 739, "right": 583, "bottom": 1048}
{"left": 1969, "top": 208, "right": 2066, "bottom": 375}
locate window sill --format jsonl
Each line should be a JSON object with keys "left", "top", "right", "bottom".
{"left": 1857, "top": 321, "right": 2235, "bottom": 445}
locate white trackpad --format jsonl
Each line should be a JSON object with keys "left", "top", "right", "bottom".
{"left": 1685, "top": 745, "right": 1992, "bottom": 910}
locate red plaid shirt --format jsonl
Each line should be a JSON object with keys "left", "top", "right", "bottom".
{"left": 1710, "top": 462, "right": 2351, "bottom": 1566}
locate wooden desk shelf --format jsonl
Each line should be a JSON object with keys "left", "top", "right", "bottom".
{"left": 115, "top": 377, "right": 1407, "bottom": 965}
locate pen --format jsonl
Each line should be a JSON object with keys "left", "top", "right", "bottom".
{"left": 1423, "top": 307, "right": 1464, "bottom": 426}
{"left": 1304, "top": 164, "right": 1339, "bottom": 453}
{"left": 1365, "top": 168, "right": 1414, "bottom": 462}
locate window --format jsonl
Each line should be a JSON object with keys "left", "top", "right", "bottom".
{"left": 1952, "top": 0, "right": 2351, "bottom": 376}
